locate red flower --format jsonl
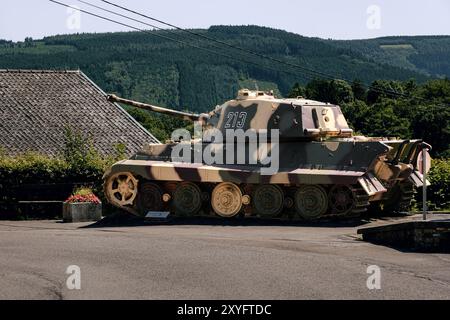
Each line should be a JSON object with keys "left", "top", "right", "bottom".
{"left": 65, "top": 193, "right": 101, "bottom": 204}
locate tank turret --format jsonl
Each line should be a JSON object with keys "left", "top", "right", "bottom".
{"left": 109, "top": 89, "right": 353, "bottom": 141}
{"left": 208, "top": 88, "right": 354, "bottom": 140}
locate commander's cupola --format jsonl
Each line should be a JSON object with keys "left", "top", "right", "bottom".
{"left": 236, "top": 88, "right": 275, "bottom": 100}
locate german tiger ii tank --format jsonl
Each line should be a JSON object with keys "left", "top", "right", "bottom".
{"left": 103, "top": 89, "right": 431, "bottom": 220}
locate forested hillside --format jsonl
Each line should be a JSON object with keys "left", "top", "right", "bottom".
{"left": 329, "top": 36, "right": 450, "bottom": 78}
{"left": 1, "top": 26, "right": 448, "bottom": 156}
{"left": 2, "top": 25, "right": 448, "bottom": 113}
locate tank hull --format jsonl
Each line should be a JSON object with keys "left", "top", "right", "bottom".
{"left": 103, "top": 139, "right": 429, "bottom": 220}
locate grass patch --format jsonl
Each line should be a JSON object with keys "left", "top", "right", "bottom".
{"left": 0, "top": 42, "right": 76, "bottom": 55}
{"left": 380, "top": 44, "right": 414, "bottom": 50}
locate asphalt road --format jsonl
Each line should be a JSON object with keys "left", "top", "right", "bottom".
{"left": 0, "top": 214, "right": 449, "bottom": 299}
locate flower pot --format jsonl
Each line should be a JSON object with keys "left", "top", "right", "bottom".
{"left": 63, "top": 202, "right": 102, "bottom": 222}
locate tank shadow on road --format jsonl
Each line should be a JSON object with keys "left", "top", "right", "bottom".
{"left": 82, "top": 212, "right": 377, "bottom": 229}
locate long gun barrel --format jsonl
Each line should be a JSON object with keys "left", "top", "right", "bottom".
{"left": 107, "top": 94, "right": 208, "bottom": 122}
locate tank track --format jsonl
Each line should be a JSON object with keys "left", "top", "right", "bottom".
{"left": 336, "top": 185, "right": 370, "bottom": 219}
{"left": 397, "top": 182, "right": 415, "bottom": 212}
{"left": 106, "top": 178, "right": 371, "bottom": 221}
{"left": 308, "top": 185, "right": 369, "bottom": 220}
{"left": 382, "top": 181, "right": 415, "bottom": 214}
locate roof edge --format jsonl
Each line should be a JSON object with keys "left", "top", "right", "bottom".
{"left": 78, "top": 70, "right": 161, "bottom": 144}
{"left": 0, "top": 69, "right": 81, "bottom": 74}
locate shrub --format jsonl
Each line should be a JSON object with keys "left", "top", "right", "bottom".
{"left": 0, "top": 128, "right": 127, "bottom": 217}
{"left": 426, "top": 158, "right": 450, "bottom": 210}
{"left": 65, "top": 187, "right": 101, "bottom": 204}
{"left": 62, "top": 126, "right": 106, "bottom": 174}
{"left": 0, "top": 152, "right": 69, "bottom": 186}
{"left": 73, "top": 187, "right": 95, "bottom": 196}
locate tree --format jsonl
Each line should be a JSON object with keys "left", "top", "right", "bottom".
{"left": 420, "top": 78, "right": 450, "bottom": 103}
{"left": 410, "top": 104, "right": 450, "bottom": 157}
{"left": 24, "top": 37, "right": 34, "bottom": 48}
{"left": 340, "top": 99, "right": 369, "bottom": 133}
{"left": 287, "top": 82, "right": 306, "bottom": 98}
{"left": 351, "top": 79, "right": 367, "bottom": 101}
{"left": 361, "top": 100, "right": 411, "bottom": 138}
{"left": 305, "top": 79, "right": 353, "bottom": 104}
{"left": 104, "top": 62, "right": 132, "bottom": 97}
{"left": 328, "top": 79, "right": 354, "bottom": 104}
{"left": 367, "top": 80, "right": 404, "bottom": 104}
{"left": 305, "top": 79, "right": 330, "bottom": 102}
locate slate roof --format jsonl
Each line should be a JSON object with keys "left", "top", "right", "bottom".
{"left": 0, "top": 70, "right": 159, "bottom": 157}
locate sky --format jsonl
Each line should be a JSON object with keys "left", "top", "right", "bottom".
{"left": 1, "top": 0, "right": 449, "bottom": 42}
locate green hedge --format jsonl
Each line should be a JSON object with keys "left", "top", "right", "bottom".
{"left": 0, "top": 152, "right": 105, "bottom": 196}
{"left": 426, "top": 158, "right": 450, "bottom": 210}
{"left": 0, "top": 128, "right": 125, "bottom": 217}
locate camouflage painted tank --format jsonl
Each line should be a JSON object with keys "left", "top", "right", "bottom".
{"left": 103, "top": 89, "right": 431, "bottom": 220}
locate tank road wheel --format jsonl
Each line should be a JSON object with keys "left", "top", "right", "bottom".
{"left": 211, "top": 182, "right": 243, "bottom": 218}
{"left": 173, "top": 182, "right": 202, "bottom": 215}
{"left": 328, "top": 185, "right": 356, "bottom": 216}
{"left": 253, "top": 185, "right": 284, "bottom": 217}
{"left": 136, "top": 182, "right": 163, "bottom": 215}
{"left": 295, "top": 185, "right": 328, "bottom": 220}
{"left": 329, "top": 185, "right": 369, "bottom": 218}
{"left": 105, "top": 172, "right": 138, "bottom": 207}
